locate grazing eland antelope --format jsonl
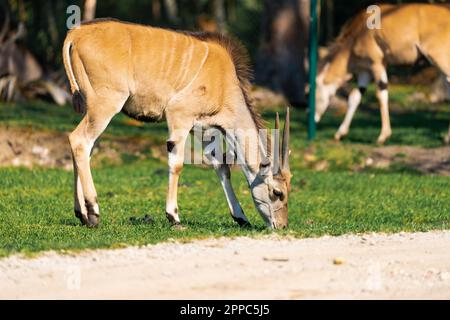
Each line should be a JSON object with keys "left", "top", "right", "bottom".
{"left": 315, "top": 3, "right": 450, "bottom": 144}
{"left": 63, "top": 19, "right": 292, "bottom": 229}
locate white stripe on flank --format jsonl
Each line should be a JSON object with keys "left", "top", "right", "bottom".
{"left": 164, "top": 32, "right": 177, "bottom": 81}
{"left": 174, "top": 36, "right": 194, "bottom": 90}
{"left": 168, "top": 42, "right": 209, "bottom": 105}
{"left": 158, "top": 32, "right": 168, "bottom": 75}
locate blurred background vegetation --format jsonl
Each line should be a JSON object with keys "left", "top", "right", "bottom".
{"left": 0, "top": 0, "right": 448, "bottom": 105}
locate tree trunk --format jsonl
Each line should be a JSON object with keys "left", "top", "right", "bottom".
{"left": 228, "top": 0, "right": 237, "bottom": 23}
{"left": 45, "top": 0, "right": 58, "bottom": 63}
{"left": 255, "top": 0, "right": 310, "bottom": 107}
{"left": 83, "top": 0, "right": 96, "bottom": 22}
{"left": 163, "top": 0, "right": 179, "bottom": 25}
{"left": 152, "top": 0, "right": 162, "bottom": 22}
{"left": 213, "top": 0, "right": 226, "bottom": 33}
{"left": 324, "top": 0, "right": 334, "bottom": 43}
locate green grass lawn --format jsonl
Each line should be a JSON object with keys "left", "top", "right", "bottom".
{"left": 1, "top": 160, "right": 449, "bottom": 257}
{"left": 0, "top": 84, "right": 449, "bottom": 257}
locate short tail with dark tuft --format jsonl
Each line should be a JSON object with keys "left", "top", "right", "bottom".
{"left": 62, "top": 37, "right": 86, "bottom": 114}
{"left": 72, "top": 91, "right": 86, "bottom": 114}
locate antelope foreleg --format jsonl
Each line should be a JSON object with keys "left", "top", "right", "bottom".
{"left": 335, "top": 72, "right": 370, "bottom": 141}
{"left": 373, "top": 65, "right": 392, "bottom": 144}
{"left": 165, "top": 126, "right": 191, "bottom": 226}
{"left": 214, "top": 164, "right": 250, "bottom": 227}
{"left": 445, "top": 122, "right": 450, "bottom": 145}
{"left": 335, "top": 88, "right": 362, "bottom": 141}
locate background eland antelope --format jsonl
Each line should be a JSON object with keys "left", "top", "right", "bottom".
{"left": 62, "top": 19, "right": 292, "bottom": 229}
{"left": 314, "top": 3, "right": 450, "bottom": 144}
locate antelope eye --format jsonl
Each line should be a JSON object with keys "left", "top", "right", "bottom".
{"left": 260, "top": 161, "right": 270, "bottom": 169}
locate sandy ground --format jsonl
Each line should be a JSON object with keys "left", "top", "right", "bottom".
{"left": 1, "top": 231, "right": 450, "bottom": 300}
{"left": 0, "top": 126, "right": 165, "bottom": 169}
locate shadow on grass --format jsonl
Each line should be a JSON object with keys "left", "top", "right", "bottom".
{"left": 183, "top": 217, "right": 267, "bottom": 232}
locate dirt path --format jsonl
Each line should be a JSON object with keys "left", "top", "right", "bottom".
{"left": 1, "top": 231, "right": 450, "bottom": 299}
{"left": 0, "top": 126, "right": 164, "bottom": 169}
{"left": 367, "top": 145, "right": 450, "bottom": 176}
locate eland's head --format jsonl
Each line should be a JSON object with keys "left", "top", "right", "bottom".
{"left": 315, "top": 61, "right": 353, "bottom": 123}
{"left": 250, "top": 109, "right": 292, "bottom": 229}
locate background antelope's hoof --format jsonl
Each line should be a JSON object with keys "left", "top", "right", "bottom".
{"left": 377, "top": 137, "right": 388, "bottom": 145}
{"left": 334, "top": 133, "right": 342, "bottom": 141}
{"left": 377, "top": 132, "right": 392, "bottom": 145}
{"left": 444, "top": 136, "right": 450, "bottom": 145}
{"left": 87, "top": 214, "right": 100, "bottom": 228}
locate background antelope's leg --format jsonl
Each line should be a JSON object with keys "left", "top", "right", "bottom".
{"left": 214, "top": 163, "right": 250, "bottom": 227}
{"left": 69, "top": 97, "right": 124, "bottom": 226}
{"left": 372, "top": 64, "right": 391, "bottom": 144}
{"left": 445, "top": 122, "right": 450, "bottom": 145}
{"left": 165, "top": 114, "right": 193, "bottom": 226}
{"left": 335, "top": 72, "right": 370, "bottom": 140}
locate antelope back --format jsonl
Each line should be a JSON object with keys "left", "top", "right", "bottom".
{"left": 64, "top": 19, "right": 242, "bottom": 120}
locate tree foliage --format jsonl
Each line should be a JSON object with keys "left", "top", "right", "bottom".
{"left": 2, "top": 0, "right": 443, "bottom": 70}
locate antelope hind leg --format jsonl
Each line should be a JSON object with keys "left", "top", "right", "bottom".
{"left": 72, "top": 152, "right": 89, "bottom": 225}
{"left": 69, "top": 95, "right": 125, "bottom": 227}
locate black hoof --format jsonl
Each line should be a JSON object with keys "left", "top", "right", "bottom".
{"left": 75, "top": 209, "right": 82, "bottom": 219}
{"left": 87, "top": 213, "right": 100, "bottom": 228}
{"left": 233, "top": 216, "right": 251, "bottom": 228}
{"left": 75, "top": 210, "right": 89, "bottom": 226}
